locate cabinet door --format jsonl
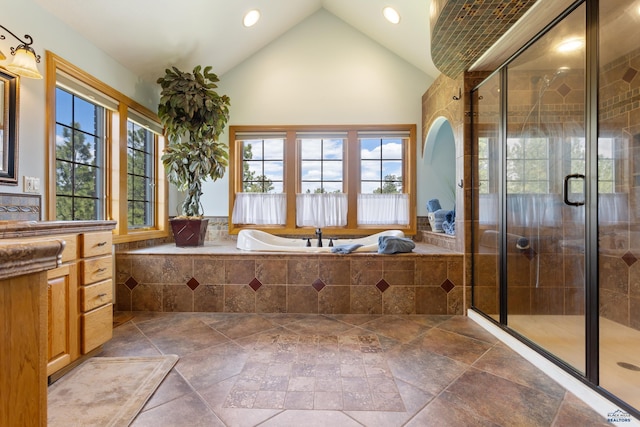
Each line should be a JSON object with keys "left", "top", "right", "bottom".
{"left": 82, "top": 303, "right": 113, "bottom": 354}
{"left": 47, "top": 264, "right": 78, "bottom": 376}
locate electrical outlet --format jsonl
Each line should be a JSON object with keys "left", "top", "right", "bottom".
{"left": 23, "top": 176, "right": 40, "bottom": 193}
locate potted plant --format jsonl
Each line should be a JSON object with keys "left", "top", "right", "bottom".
{"left": 157, "top": 65, "right": 231, "bottom": 246}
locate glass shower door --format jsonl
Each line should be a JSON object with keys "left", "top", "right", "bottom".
{"left": 597, "top": 0, "right": 640, "bottom": 410}
{"left": 504, "top": 3, "right": 587, "bottom": 374}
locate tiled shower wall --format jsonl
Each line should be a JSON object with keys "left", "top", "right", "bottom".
{"left": 469, "top": 47, "right": 640, "bottom": 331}
{"left": 598, "top": 46, "right": 640, "bottom": 330}
{"left": 114, "top": 252, "right": 464, "bottom": 315}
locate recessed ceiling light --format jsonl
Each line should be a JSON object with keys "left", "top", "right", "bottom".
{"left": 243, "top": 9, "right": 260, "bottom": 27}
{"left": 556, "top": 38, "right": 584, "bottom": 53}
{"left": 383, "top": 6, "right": 400, "bottom": 24}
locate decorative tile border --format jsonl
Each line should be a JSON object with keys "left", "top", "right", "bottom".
{"left": 0, "top": 192, "right": 41, "bottom": 221}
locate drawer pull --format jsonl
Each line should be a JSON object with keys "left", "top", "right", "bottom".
{"left": 97, "top": 241, "right": 108, "bottom": 247}
{"left": 96, "top": 267, "right": 107, "bottom": 273}
{"left": 96, "top": 293, "right": 108, "bottom": 298}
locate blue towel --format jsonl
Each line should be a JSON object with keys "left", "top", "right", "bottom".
{"left": 331, "top": 243, "right": 363, "bottom": 254}
{"left": 442, "top": 220, "right": 455, "bottom": 235}
{"left": 428, "top": 209, "right": 447, "bottom": 232}
{"left": 444, "top": 210, "right": 455, "bottom": 223}
{"left": 427, "top": 199, "right": 441, "bottom": 213}
{"left": 378, "top": 236, "right": 415, "bottom": 254}
{"left": 442, "top": 210, "right": 455, "bottom": 235}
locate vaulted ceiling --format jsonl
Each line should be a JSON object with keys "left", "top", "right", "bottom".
{"left": 33, "top": 0, "right": 441, "bottom": 82}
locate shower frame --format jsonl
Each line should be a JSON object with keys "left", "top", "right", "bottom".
{"left": 470, "top": 0, "right": 638, "bottom": 418}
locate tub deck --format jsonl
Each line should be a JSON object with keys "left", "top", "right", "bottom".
{"left": 115, "top": 241, "right": 464, "bottom": 315}
{"left": 121, "top": 240, "right": 459, "bottom": 255}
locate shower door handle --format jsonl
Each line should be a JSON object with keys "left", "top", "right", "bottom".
{"left": 563, "top": 173, "right": 585, "bottom": 206}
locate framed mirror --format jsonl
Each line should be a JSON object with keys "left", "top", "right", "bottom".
{"left": 0, "top": 68, "right": 19, "bottom": 185}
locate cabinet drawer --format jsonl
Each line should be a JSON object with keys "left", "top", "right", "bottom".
{"left": 81, "top": 279, "right": 112, "bottom": 312}
{"left": 81, "top": 232, "right": 112, "bottom": 258}
{"left": 82, "top": 303, "right": 113, "bottom": 354}
{"left": 58, "top": 234, "right": 79, "bottom": 263}
{"left": 81, "top": 256, "right": 112, "bottom": 285}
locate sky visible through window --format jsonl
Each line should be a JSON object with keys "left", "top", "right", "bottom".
{"left": 242, "top": 136, "right": 404, "bottom": 194}
{"left": 360, "top": 138, "right": 403, "bottom": 193}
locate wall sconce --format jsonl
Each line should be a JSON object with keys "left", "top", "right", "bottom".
{"left": 0, "top": 24, "right": 42, "bottom": 79}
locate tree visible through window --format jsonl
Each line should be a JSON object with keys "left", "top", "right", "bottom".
{"left": 360, "top": 136, "right": 403, "bottom": 193}
{"left": 506, "top": 137, "right": 549, "bottom": 193}
{"left": 229, "top": 125, "right": 416, "bottom": 235}
{"left": 55, "top": 87, "right": 104, "bottom": 220}
{"left": 241, "top": 138, "right": 283, "bottom": 193}
{"left": 127, "top": 120, "right": 155, "bottom": 227}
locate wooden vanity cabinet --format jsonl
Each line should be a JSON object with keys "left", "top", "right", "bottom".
{"left": 79, "top": 231, "right": 113, "bottom": 354}
{"left": 43, "top": 229, "right": 114, "bottom": 375}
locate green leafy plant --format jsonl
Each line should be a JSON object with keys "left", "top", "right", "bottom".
{"left": 157, "top": 65, "right": 231, "bottom": 217}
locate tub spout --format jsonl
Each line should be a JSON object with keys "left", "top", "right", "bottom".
{"left": 316, "top": 228, "right": 322, "bottom": 247}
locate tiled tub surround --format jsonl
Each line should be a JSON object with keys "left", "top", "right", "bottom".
{"left": 115, "top": 242, "right": 464, "bottom": 315}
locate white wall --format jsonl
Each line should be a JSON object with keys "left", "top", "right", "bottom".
{"left": 5, "top": 3, "right": 439, "bottom": 220}
{"left": 2, "top": 1, "right": 158, "bottom": 211}
{"left": 197, "top": 10, "right": 434, "bottom": 217}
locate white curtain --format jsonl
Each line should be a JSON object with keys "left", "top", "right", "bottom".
{"left": 479, "top": 193, "right": 499, "bottom": 224}
{"left": 231, "top": 193, "right": 286, "bottom": 225}
{"left": 507, "top": 194, "right": 561, "bottom": 227}
{"left": 598, "top": 193, "right": 629, "bottom": 224}
{"left": 296, "top": 193, "right": 347, "bottom": 227}
{"left": 357, "top": 193, "right": 409, "bottom": 225}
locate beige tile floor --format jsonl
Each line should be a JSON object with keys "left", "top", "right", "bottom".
{"left": 87, "top": 312, "right": 614, "bottom": 426}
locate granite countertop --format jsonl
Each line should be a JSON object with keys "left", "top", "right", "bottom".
{"left": 0, "top": 238, "right": 66, "bottom": 280}
{"left": 0, "top": 220, "right": 117, "bottom": 239}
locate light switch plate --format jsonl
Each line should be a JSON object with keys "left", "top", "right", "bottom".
{"left": 23, "top": 176, "right": 40, "bottom": 193}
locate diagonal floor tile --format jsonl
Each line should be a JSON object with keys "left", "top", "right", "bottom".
{"left": 359, "top": 316, "right": 433, "bottom": 343}
{"left": 408, "top": 327, "right": 493, "bottom": 365}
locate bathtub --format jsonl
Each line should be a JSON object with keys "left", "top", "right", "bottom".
{"left": 236, "top": 229, "right": 405, "bottom": 253}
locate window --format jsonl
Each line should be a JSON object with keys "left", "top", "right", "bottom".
{"left": 229, "top": 125, "right": 416, "bottom": 236}
{"left": 360, "top": 133, "right": 403, "bottom": 193}
{"left": 478, "top": 137, "right": 491, "bottom": 194}
{"left": 298, "top": 133, "right": 345, "bottom": 193}
{"left": 127, "top": 118, "right": 155, "bottom": 228}
{"left": 241, "top": 134, "right": 284, "bottom": 193}
{"left": 506, "top": 137, "right": 549, "bottom": 193}
{"left": 597, "top": 137, "right": 615, "bottom": 193}
{"left": 46, "top": 52, "right": 167, "bottom": 243}
{"left": 54, "top": 88, "right": 105, "bottom": 220}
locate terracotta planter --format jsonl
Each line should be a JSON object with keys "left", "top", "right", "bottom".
{"left": 170, "top": 218, "right": 208, "bottom": 247}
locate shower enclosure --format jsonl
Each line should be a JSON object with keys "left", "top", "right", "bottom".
{"left": 472, "top": 0, "right": 640, "bottom": 416}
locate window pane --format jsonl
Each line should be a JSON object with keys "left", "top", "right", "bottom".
{"left": 240, "top": 138, "right": 284, "bottom": 193}
{"left": 263, "top": 139, "right": 283, "bottom": 160}
{"left": 263, "top": 161, "right": 284, "bottom": 182}
{"left": 301, "top": 160, "right": 322, "bottom": 181}
{"left": 74, "top": 198, "right": 97, "bottom": 221}
{"left": 74, "top": 164, "right": 97, "bottom": 197}
{"left": 359, "top": 136, "right": 406, "bottom": 194}
{"left": 73, "top": 96, "right": 98, "bottom": 134}
{"left": 56, "top": 160, "right": 73, "bottom": 195}
{"left": 55, "top": 88, "right": 104, "bottom": 220}
{"left": 323, "top": 139, "right": 343, "bottom": 159}
{"left": 244, "top": 140, "right": 263, "bottom": 160}
{"left": 127, "top": 119, "right": 155, "bottom": 228}
{"left": 56, "top": 125, "right": 73, "bottom": 161}
{"left": 298, "top": 137, "right": 344, "bottom": 193}
{"left": 55, "top": 88, "right": 73, "bottom": 127}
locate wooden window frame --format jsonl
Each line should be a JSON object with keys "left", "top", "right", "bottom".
{"left": 228, "top": 124, "right": 416, "bottom": 236}
{"left": 45, "top": 52, "right": 168, "bottom": 244}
